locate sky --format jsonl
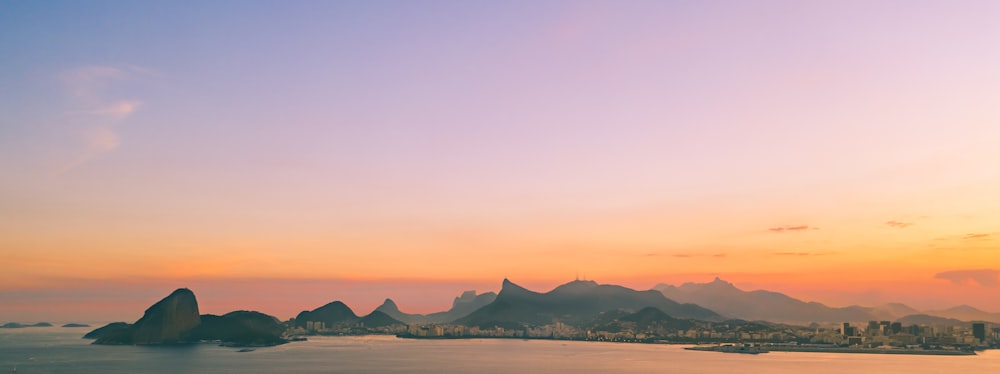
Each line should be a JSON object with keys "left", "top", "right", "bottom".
{"left": 2, "top": 0, "right": 1000, "bottom": 322}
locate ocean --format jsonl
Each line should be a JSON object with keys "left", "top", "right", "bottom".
{"left": 2, "top": 327, "right": 999, "bottom": 373}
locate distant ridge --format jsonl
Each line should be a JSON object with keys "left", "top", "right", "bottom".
{"left": 926, "top": 305, "right": 1000, "bottom": 324}
{"left": 656, "top": 278, "right": 900, "bottom": 324}
{"left": 896, "top": 314, "right": 968, "bottom": 327}
{"left": 457, "top": 279, "right": 721, "bottom": 328}
{"left": 375, "top": 290, "right": 497, "bottom": 323}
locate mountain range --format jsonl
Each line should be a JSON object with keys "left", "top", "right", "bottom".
{"left": 656, "top": 278, "right": 920, "bottom": 324}
{"left": 655, "top": 278, "right": 999, "bottom": 325}
{"left": 375, "top": 290, "right": 497, "bottom": 324}
{"left": 456, "top": 279, "right": 721, "bottom": 329}
{"left": 294, "top": 300, "right": 406, "bottom": 329}
{"left": 81, "top": 278, "right": 1000, "bottom": 347}
{"left": 926, "top": 305, "right": 1000, "bottom": 324}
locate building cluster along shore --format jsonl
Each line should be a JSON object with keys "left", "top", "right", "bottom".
{"left": 67, "top": 280, "right": 1000, "bottom": 356}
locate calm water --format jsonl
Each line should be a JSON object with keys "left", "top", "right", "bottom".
{"left": 2, "top": 327, "right": 999, "bottom": 373}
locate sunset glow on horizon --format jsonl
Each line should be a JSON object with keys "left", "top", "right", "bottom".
{"left": 2, "top": 1, "right": 1000, "bottom": 322}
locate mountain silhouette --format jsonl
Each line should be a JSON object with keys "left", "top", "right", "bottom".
{"left": 655, "top": 278, "right": 884, "bottom": 324}
{"left": 896, "top": 314, "right": 969, "bottom": 327}
{"left": 184, "top": 311, "right": 286, "bottom": 346}
{"left": 83, "top": 322, "right": 130, "bottom": 339}
{"left": 358, "top": 310, "right": 405, "bottom": 328}
{"left": 926, "top": 305, "right": 1000, "bottom": 323}
{"left": 95, "top": 288, "right": 201, "bottom": 345}
{"left": 870, "top": 303, "right": 921, "bottom": 320}
{"left": 375, "top": 290, "right": 497, "bottom": 323}
{"left": 294, "top": 301, "right": 359, "bottom": 328}
{"left": 457, "top": 279, "right": 721, "bottom": 329}
{"left": 90, "top": 289, "right": 285, "bottom": 346}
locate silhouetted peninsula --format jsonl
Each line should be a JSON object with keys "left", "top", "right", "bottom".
{"left": 84, "top": 322, "right": 130, "bottom": 339}
{"left": 90, "top": 288, "right": 286, "bottom": 346}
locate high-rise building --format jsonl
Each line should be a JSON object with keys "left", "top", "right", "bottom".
{"left": 972, "top": 323, "right": 986, "bottom": 342}
{"left": 879, "top": 321, "right": 891, "bottom": 335}
{"left": 890, "top": 322, "right": 902, "bottom": 335}
{"left": 867, "top": 321, "right": 879, "bottom": 335}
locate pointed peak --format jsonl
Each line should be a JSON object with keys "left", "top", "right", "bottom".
{"left": 380, "top": 298, "right": 398, "bottom": 308}
{"left": 498, "top": 278, "right": 531, "bottom": 296}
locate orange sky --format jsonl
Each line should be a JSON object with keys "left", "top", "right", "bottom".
{"left": 2, "top": 1, "right": 1000, "bottom": 322}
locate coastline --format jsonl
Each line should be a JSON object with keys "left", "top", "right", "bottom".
{"left": 396, "top": 334, "right": 985, "bottom": 356}
{"left": 685, "top": 344, "right": 977, "bottom": 356}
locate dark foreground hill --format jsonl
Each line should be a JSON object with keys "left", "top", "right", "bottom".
{"left": 88, "top": 288, "right": 286, "bottom": 347}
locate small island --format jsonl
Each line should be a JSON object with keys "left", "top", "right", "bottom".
{"left": 62, "top": 323, "right": 91, "bottom": 328}
{"left": 1, "top": 322, "right": 53, "bottom": 328}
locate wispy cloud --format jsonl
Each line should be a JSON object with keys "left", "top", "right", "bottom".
{"left": 768, "top": 225, "right": 814, "bottom": 233}
{"left": 90, "top": 100, "right": 142, "bottom": 120}
{"left": 934, "top": 269, "right": 999, "bottom": 287}
{"left": 649, "top": 253, "right": 727, "bottom": 259}
{"left": 60, "top": 66, "right": 129, "bottom": 99}
{"left": 962, "top": 233, "right": 991, "bottom": 240}
{"left": 773, "top": 251, "right": 836, "bottom": 257}
{"left": 56, "top": 66, "right": 150, "bottom": 173}
{"left": 885, "top": 221, "right": 913, "bottom": 228}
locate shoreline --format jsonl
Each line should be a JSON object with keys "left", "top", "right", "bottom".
{"left": 396, "top": 334, "right": 986, "bottom": 356}
{"left": 685, "top": 344, "right": 977, "bottom": 356}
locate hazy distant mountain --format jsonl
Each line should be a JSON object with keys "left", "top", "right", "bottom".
{"left": 294, "top": 301, "right": 359, "bottom": 328}
{"left": 896, "top": 314, "right": 968, "bottom": 327}
{"left": 870, "top": 303, "right": 921, "bottom": 320}
{"left": 655, "top": 278, "right": 887, "bottom": 324}
{"left": 457, "top": 279, "right": 721, "bottom": 329}
{"left": 376, "top": 290, "right": 497, "bottom": 323}
{"left": 926, "top": 305, "right": 1000, "bottom": 323}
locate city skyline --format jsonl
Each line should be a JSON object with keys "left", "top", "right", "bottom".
{"left": 2, "top": 1, "right": 1000, "bottom": 321}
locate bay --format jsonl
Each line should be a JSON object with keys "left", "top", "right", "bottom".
{"left": 2, "top": 327, "right": 999, "bottom": 373}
